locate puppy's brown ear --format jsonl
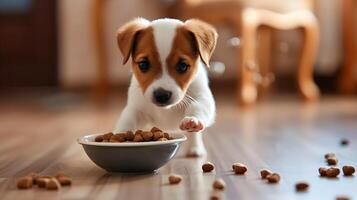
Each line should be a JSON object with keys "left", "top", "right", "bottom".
{"left": 183, "top": 19, "right": 218, "bottom": 67}
{"left": 117, "top": 18, "right": 150, "bottom": 64}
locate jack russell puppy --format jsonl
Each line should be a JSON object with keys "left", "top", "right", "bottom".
{"left": 114, "top": 18, "right": 217, "bottom": 157}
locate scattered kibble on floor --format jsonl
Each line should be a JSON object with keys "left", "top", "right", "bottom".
{"left": 295, "top": 182, "right": 309, "bottom": 192}
{"left": 326, "top": 167, "right": 340, "bottom": 178}
{"left": 232, "top": 163, "right": 247, "bottom": 175}
{"left": 16, "top": 172, "right": 72, "bottom": 190}
{"left": 213, "top": 179, "right": 225, "bottom": 190}
{"left": 340, "top": 139, "right": 349, "bottom": 146}
{"left": 168, "top": 174, "right": 182, "bottom": 184}
{"left": 260, "top": 169, "right": 272, "bottom": 179}
{"left": 342, "top": 165, "right": 355, "bottom": 176}
{"left": 202, "top": 162, "right": 215, "bottom": 172}
{"left": 266, "top": 173, "right": 281, "bottom": 183}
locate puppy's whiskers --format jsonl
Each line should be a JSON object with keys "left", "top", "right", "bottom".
{"left": 173, "top": 92, "right": 198, "bottom": 111}
{"left": 185, "top": 94, "right": 197, "bottom": 104}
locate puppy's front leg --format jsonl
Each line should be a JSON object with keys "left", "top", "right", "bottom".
{"left": 113, "top": 106, "right": 145, "bottom": 133}
{"left": 181, "top": 115, "right": 208, "bottom": 157}
{"left": 180, "top": 98, "right": 215, "bottom": 157}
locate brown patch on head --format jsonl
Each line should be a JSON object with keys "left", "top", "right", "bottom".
{"left": 167, "top": 19, "right": 218, "bottom": 91}
{"left": 167, "top": 27, "right": 200, "bottom": 92}
{"left": 117, "top": 19, "right": 162, "bottom": 92}
{"left": 117, "top": 18, "right": 149, "bottom": 64}
{"left": 132, "top": 27, "right": 162, "bottom": 92}
{"left": 183, "top": 19, "right": 218, "bottom": 67}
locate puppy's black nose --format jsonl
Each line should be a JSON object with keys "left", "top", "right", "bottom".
{"left": 153, "top": 89, "right": 172, "bottom": 105}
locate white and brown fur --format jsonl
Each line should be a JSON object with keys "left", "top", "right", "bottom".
{"left": 114, "top": 18, "right": 217, "bottom": 157}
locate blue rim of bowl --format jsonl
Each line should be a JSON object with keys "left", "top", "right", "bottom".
{"left": 77, "top": 133, "right": 187, "bottom": 147}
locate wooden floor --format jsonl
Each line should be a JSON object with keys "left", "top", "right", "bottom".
{"left": 1, "top": 91, "right": 357, "bottom": 200}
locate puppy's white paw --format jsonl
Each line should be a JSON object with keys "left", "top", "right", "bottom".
{"left": 180, "top": 117, "right": 204, "bottom": 132}
{"left": 186, "top": 146, "right": 207, "bottom": 157}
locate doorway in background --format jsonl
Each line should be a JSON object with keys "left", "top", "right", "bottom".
{"left": 0, "top": 0, "right": 57, "bottom": 87}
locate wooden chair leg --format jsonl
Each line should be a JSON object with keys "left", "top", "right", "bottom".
{"left": 239, "top": 10, "right": 258, "bottom": 106}
{"left": 338, "top": 0, "right": 356, "bottom": 94}
{"left": 92, "top": 0, "right": 109, "bottom": 103}
{"left": 239, "top": 8, "right": 320, "bottom": 106}
{"left": 257, "top": 26, "right": 273, "bottom": 96}
{"left": 297, "top": 14, "right": 320, "bottom": 101}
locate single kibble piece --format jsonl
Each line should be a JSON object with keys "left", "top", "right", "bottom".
{"left": 342, "top": 165, "right": 355, "bottom": 176}
{"left": 326, "top": 167, "right": 340, "bottom": 178}
{"left": 17, "top": 176, "right": 33, "bottom": 189}
{"left": 153, "top": 131, "right": 164, "bottom": 141}
{"left": 327, "top": 157, "right": 338, "bottom": 165}
{"left": 135, "top": 130, "right": 143, "bottom": 135}
{"left": 56, "top": 176, "right": 72, "bottom": 186}
{"left": 295, "top": 182, "right": 309, "bottom": 192}
{"left": 168, "top": 174, "right": 182, "bottom": 184}
{"left": 324, "top": 153, "right": 335, "bottom": 159}
{"left": 267, "top": 173, "right": 280, "bottom": 183}
{"left": 109, "top": 135, "right": 120, "bottom": 142}
{"left": 55, "top": 172, "right": 72, "bottom": 186}
{"left": 151, "top": 127, "right": 162, "bottom": 133}
{"left": 202, "top": 162, "right": 215, "bottom": 172}
{"left": 232, "top": 163, "right": 247, "bottom": 175}
{"left": 36, "top": 176, "right": 51, "bottom": 188}
{"left": 212, "top": 179, "right": 225, "bottom": 190}
{"left": 133, "top": 132, "right": 144, "bottom": 142}
{"left": 340, "top": 138, "right": 349, "bottom": 146}
{"left": 142, "top": 131, "right": 153, "bottom": 141}
{"left": 260, "top": 169, "right": 272, "bottom": 179}
{"left": 103, "top": 132, "right": 114, "bottom": 141}
{"left": 163, "top": 132, "right": 170, "bottom": 139}
{"left": 336, "top": 196, "right": 350, "bottom": 200}
{"left": 210, "top": 195, "right": 220, "bottom": 200}
{"left": 319, "top": 167, "right": 328, "bottom": 177}
{"left": 117, "top": 133, "right": 127, "bottom": 142}
{"left": 95, "top": 135, "right": 104, "bottom": 142}
{"left": 158, "top": 137, "right": 168, "bottom": 141}
{"left": 125, "top": 131, "right": 134, "bottom": 141}
{"left": 46, "top": 178, "right": 61, "bottom": 190}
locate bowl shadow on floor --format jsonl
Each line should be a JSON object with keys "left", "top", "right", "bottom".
{"left": 81, "top": 170, "right": 158, "bottom": 187}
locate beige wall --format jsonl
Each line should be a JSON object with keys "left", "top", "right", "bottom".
{"left": 58, "top": 0, "right": 165, "bottom": 87}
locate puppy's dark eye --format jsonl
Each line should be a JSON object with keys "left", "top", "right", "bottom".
{"left": 138, "top": 59, "right": 150, "bottom": 72}
{"left": 176, "top": 60, "right": 189, "bottom": 74}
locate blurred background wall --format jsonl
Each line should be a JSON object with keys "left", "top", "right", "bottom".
{"left": 0, "top": 0, "right": 356, "bottom": 96}
{"left": 58, "top": 0, "right": 351, "bottom": 88}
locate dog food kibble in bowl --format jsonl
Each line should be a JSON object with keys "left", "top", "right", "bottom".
{"left": 78, "top": 127, "right": 186, "bottom": 172}
{"left": 94, "top": 127, "right": 174, "bottom": 143}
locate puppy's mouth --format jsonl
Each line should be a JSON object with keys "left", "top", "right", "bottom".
{"left": 152, "top": 98, "right": 181, "bottom": 109}
{"left": 152, "top": 100, "right": 172, "bottom": 108}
